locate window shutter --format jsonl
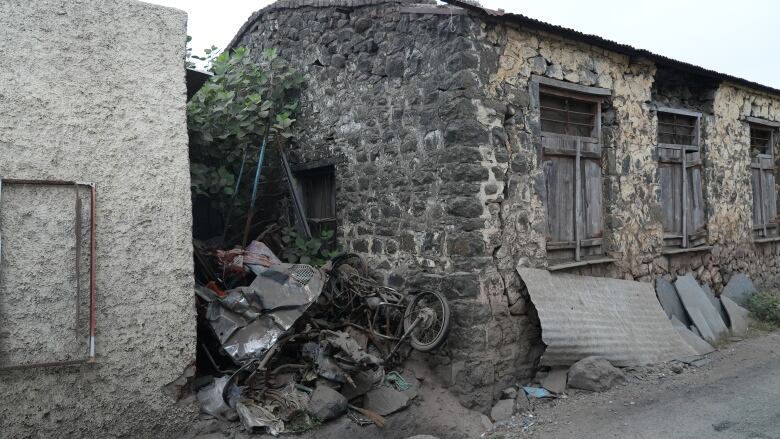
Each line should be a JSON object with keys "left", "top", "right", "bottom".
{"left": 580, "top": 141, "right": 603, "bottom": 258}
{"left": 656, "top": 111, "right": 706, "bottom": 249}
{"left": 685, "top": 151, "right": 706, "bottom": 246}
{"left": 542, "top": 135, "right": 603, "bottom": 261}
{"left": 543, "top": 136, "right": 577, "bottom": 261}
{"left": 751, "top": 154, "right": 778, "bottom": 238}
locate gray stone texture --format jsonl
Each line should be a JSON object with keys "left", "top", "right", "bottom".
{"left": 489, "top": 399, "right": 515, "bottom": 422}
{"left": 656, "top": 277, "right": 691, "bottom": 327}
{"left": 0, "top": 0, "right": 195, "bottom": 437}
{"left": 675, "top": 275, "right": 729, "bottom": 344}
{"left": 567, "top": 356, "right": 626, "bottom": 392}
{"left": 233, "top": 0, "right": 780, "bottom": 411}
{"left": 308, "top": 385, "right": 348, "bottom": 421}
{"left": 671, "top": 316, "right": 716, "bottom": 356}
{"left": 721, "top": 296, "right": 751, "bottom": 337}
{"left": 723, "top": 273, "right": 758, "bottom": 307}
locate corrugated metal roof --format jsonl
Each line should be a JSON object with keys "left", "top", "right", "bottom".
{"left": 442, "top": 0, "right": 780, "bottom": 97}
{"left": 518, "top": 268, "right": 696, "bottom": 367}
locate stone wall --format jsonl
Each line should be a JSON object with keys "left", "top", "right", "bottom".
{"left": 0, "top": 1, "right": 196, "bottom": 437}
{"left": 235, "top": 0, "right": 780, "bottom": 410}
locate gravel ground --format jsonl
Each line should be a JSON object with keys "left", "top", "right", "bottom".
{"left": 487, "top": 328, "right": 780, "bottom": 439}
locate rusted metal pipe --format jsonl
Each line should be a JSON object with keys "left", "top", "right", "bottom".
{"left": 0, "top": 179, "right": 98, "bottom": 370}
{"left": 88, "top": 183, "right": 97, "bottom": 363}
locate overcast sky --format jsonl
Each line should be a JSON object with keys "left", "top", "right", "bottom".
{"left": 147, "top": 0, "right": 780, "bottom": 89}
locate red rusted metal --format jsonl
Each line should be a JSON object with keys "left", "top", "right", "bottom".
{"left": 88, "top": 183, "right": 97, "bottom": 363}
{"left": 0, "top": 179, "right": 97, "bottom": 371}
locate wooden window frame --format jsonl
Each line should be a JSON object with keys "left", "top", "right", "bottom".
{"left": 293, "top": 165, "right": 337, "bottom": 246}
{"left": 538, "top": 85, "right": 604, "bottom": 263}
{"left": 748, "top": 121, "right": 778, "bottom": 240}
{"left": 654, "top": 107, "right": 706, "bottom": 250}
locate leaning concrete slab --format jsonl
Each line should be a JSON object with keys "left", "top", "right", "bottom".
{"left": 518, "top": 268, "right": 696, "bottom": 367}
{"left": 721, "top": 296, "right": 751, "bottom": 337}
{"left": 702, "top": 283, "right": 730, "bottom": 327}
{"left": 723, "top": 274, "right": 758, "bottom": 307}
{"left": 671, "top": 316, "right": 716, "bottom": 355}
{"left": 655, "top": 278, "right": 692, "bottom": 327}
{"left": 674, "top": 275, "right": 728, "bottom": 344}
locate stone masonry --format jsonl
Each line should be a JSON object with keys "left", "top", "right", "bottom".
{"left": 231, "top": 0, "right": 780, "bottom": 409}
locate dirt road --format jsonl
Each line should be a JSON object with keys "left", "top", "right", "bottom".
{"left": 501, "top": 330, "right": 780, "bottom": 439}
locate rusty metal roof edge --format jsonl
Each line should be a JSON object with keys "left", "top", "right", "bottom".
{"left": 441, "top": 0, "right": 780, "bottom": 98}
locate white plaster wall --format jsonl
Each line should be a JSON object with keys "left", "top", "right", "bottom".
{"left": 0, "top": 0, "right": 196, "bottom": 437}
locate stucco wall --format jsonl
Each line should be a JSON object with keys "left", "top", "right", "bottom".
{"left": 0, "top": 1, "right": 196, "bottom": 437}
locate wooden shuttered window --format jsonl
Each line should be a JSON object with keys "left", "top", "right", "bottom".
{"left": 656, "top": 111, "right": 706, "bottom": 249}
{"left": 540, "top": 89, "right": 603, "bottom": 263}
{"left": 296, "top": 166, "right": 337, "bottom": 246}
{"left": 750, "top": 125, "right": 778, "bottom": 239}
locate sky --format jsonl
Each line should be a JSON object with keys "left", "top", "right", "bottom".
{"left": 147, "top": 0, "right": 780, "bottom": 89}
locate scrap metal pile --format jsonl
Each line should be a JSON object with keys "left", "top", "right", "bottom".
{"left": 193, "top": 240, "right": 451, "bottom": 435}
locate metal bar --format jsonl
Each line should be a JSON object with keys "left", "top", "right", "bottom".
{"left": 540, "top": 117, "right": 595, "bottom": 127}
{"left": 0, "top": 179, "right": 3, "bottom": 273}
{"left": 242, "top": 132, "right": 269, "bottom": 247}
{"left": 539, "top": 106, "right": 596, "bottom": 117}
{"left": 0, "top": 358, "right": 90, "bottom": 372}
{"left": 1, "top": 179, "right": 93, "bottom": 187}
{"left": 74, "top": 185, "right": 82, "bottom": 331}
{"left": 0, "top": 179, "right": 98, "bottom": 370}
{"left": 221, "top": 144, "right": 250, "bottom": 244}
{"left": 88, "top": 183, "right": 97, "bottom": 363}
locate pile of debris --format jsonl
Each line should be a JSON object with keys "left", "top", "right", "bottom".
{"left": 191, "top": 240, "right": 450, "bottom": 436}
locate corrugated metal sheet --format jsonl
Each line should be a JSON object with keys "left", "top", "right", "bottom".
{"left": 518, "top": 268, "right": 696, "bottom": 366}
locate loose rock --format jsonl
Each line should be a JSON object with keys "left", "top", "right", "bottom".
{"left": 567, "top": 356, "right": 626, "bottom": 392}
{"left": 307, "top": 385, "right": 347, "bottom": 421}
{"left": 363, "top": 387, "right": 410, "bottom": 416}
{"left": 501, "top": 386, "right": 518, "bottom": 400}
{"left": 490, "top": 399, "right": 516, "bottom": 422}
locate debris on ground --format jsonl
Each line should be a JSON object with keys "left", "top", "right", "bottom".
{"left": 567, "top": 356, "right": 626, "bottom": 392}
{"left": 522, "top": 386, "right": 554, "bottom": 399}
{"left": 191, "top": 239, "right": 452, "bottom": 436}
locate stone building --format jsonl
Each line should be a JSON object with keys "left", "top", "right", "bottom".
{"left": 229, "top": 0, "right": 780, "bottom": 407}
{"left": 0, "top": 1, "right": 195, "bottom": 437}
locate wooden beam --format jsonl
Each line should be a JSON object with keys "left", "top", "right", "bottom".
{"left": 746, "top": 116, "right": 780, "bottom": 128}
{"left": 655, "top": 105, "right": 703, "bottom": 118}
{"left": 661, "top": 245, "right": 713, "bottom": 255}
{"left": 532, "top": 75, "right": 611, "bottom": 97}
